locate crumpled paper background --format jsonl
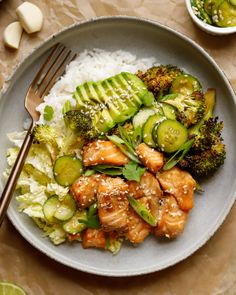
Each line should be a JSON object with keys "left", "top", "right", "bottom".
{"left": 0, "top": 1, "right": 235, "bottom": 294}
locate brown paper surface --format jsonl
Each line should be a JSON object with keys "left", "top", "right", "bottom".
{"left": 0, "top": 1, "right": 236, "bottom": 294}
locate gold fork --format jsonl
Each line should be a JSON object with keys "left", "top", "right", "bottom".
{"left": 0, "top": 43, "right": 76, "bottom": 226}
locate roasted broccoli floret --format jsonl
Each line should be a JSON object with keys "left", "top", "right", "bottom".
{"left": 64, "top": 109, "right": 99, "bottom": 139}
{"left": 136, "top": 65, "right": 183, "bottom": 98}
{"left": 162, "top": 91, "right": 205, "bottom": 127}
{"left": 192, "top": 117, "right": 224, "bottom": 152}
{"left": 178, "top": 89, "right": 226, "bottom": 178}
{"left": 179, "top": 142, "right": 226, "bottom": 178}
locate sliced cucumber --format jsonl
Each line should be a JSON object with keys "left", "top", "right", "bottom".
{"left": 213, "top": 1, "right": 236, "bottom": 27}
{"left": 132, "top": 107, "right": 156, "bottom": 129}
{"left": 170, "top": 74, "right": 202, "bottom": 95}
{"left": 43, "top": 194, "right": 76, "bottom": 222}
{"left": 43, "top": 195, "right": 59, "bottom": 223}
{"left": 63, "top": 210, "right": 87, "bottom": 234}
{"left": 53, "top": 156, "right": 83, "bottom": 187}
{"left": 229, "top": 0, "right": 236, "bottom": 6}
{"left": 54, "top": 194, "right": 76, "bottom": 221}
{"left": 161, "top": 103, "right": 176, "bottom": 120}
{"left": 154, "top": 119, "right": 188, "bottom": 153}
{"left": 142, "top": 113, "right": 165, "bottom": 147}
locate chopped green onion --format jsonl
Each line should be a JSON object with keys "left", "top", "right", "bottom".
{"left": 43, "top": 105, "right": 54, "bottom": 121}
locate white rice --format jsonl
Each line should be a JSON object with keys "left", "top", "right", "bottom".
{"left": 36, "top": 49, "right": 156, "bottom": 125}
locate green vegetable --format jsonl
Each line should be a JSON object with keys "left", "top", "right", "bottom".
{"left": 93, "top": 165, "right": 123, "bottom": 176}
{"left": 79, "top": 202, "right": 100, "bottom": 229}
{"left": 170, "top": 73, "right": 202, "bottom": 96}
{"left": 32, "top": 124, "right": 59, "bottom": 157}
{"left": 163, "top": 139, "right": 194, "bottom": 170}
{"left": 137, "top": 65, "right": 183, "bottom": 99}
{"left": 62, "top": 100, "right": 72, "bottom": 115}
{"left": 178, "top": 88, "right": 226, "bottom": 178}
{"left": 53, "top": 155, "right": 83, "bottom": 186}
{"left": 107, "top": 134, "right": 140, "bottom": 163}
{"left": 84, "top": 169, "right": 95, "bottom": 176}
{"left": 131, "top": 126, "right": 143, "bottom": 148}
{"left": 43, "top": 194, "right": 76, "bottom": 222}
{"left": 128, "top": 196, "right": 157, "bottom": 226}
{"left": 43, "top": 105, "right": 54, "bottom": 121}
{"left": 63, "top": 210, "right": 87, "bottom": 234}
{"left": 161, "top": 91, "right": 205, "bottom": 127}
{"left": 64, "top": 109, "right": 98, "bottom": 139}
{"left": 122, "top": 161, "right": 145, "bottom": 182}
{"left": 191, "top": 0, "right": 213, "bottom": 24}
{"left": 142, "top": 113, "right": 164, "bottom": 147}
{"left": 153, "top": 119, "right": 188, "bottom": 153}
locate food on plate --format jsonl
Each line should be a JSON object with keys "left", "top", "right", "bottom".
{"left": 4, "top": 49, "right": 226, "bottom": 254}
{"left": 16, "top": 1, "right": 44, "bottom": 34}
{"left": 3, "top": 21, "right": 23, "bottom": 49}
{"left": 191, "top": 0, "right": 236, "bottom": 27}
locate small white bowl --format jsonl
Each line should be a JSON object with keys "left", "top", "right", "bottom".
{"left": 186, "top": 0, "right": 236, "bottom": 35}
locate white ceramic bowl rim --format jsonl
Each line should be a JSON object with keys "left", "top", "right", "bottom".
{"left": 186, "top": 0, "right": 236, "bottom": 34}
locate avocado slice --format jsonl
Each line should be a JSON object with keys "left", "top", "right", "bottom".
{"left": 94, "top": 108, "right": 115, "bottom": 133}
{"left": 122, "top": 72, "right": 154, "bottom": 106}
{"left": 84, "top": 82, "right": 103, "bottom": 104}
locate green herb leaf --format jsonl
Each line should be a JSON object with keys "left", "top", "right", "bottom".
{"left": 88, "top": 202, "right": 98, "bottom": 217}
{"left": 78, "top": 215, "right": 100, "bottom": 229}
{"left": 43, "top": 105, "right": 54, "bottom": 121}
{"left": 122, "top": 161, "right": 145, "bottom": 182}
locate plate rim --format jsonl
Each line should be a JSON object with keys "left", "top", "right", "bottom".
{"left": 1, "top": 15, "right": 236, "bottom": 277}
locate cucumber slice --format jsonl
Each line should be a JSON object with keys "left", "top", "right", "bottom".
{"left": 229, "top": 0, "right": 236, "bottom": 6}
{"left": 154, "top": 119, "right": 188, "bottom": 153}
{"left": 63, "top": 210, "right": 87, "bottom": 234}
{"left": 132, "top": 107, "right": 156, "bottom": 129}
{"left": 170, "top": 74, "right": 202, "bottom": 95}
{"left": 161, "top": 104, "right": 176, "bottom": 120}
{"left": 43, "top": 195, "right": 59, "bottom": 223}
{"left": 53, "top": 156, "right": 83, "bottom": 187}
{"left": 213, "top": 1, "right": 236, "bottom": 27}
{"left": 54, "top": 194, "right": 76, "bottom": 221}
{"left": 142, "top": 113, "right": 165, "bottom": 147}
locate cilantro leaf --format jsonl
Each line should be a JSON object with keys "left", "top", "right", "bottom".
{"left": 43, "top": 105, "right": 54, "bottom": 121}
{"left": 122, "top": 161, "right": 145, "bottom": 182}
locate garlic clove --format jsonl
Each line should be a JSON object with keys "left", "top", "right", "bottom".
{"left": 3, "top": 21, "right": 23, "bottom": 49}
{"left": 16, "top": 2, "right": 43, "bottom": 34}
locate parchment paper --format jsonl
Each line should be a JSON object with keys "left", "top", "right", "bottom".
{"left": 0, "top": 1, "right": 236, "bottom": 294}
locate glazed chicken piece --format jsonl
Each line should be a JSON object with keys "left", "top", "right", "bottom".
{"left": 82, "top": 228, "right": 106, "bottom": 249}
{"left": 154, "top": 195, "right": 188, "bottom": 238}
{"left": 136, "top": 143, "right": 164, "bottom": 174}
{"left": 127, "top": 171, "right": 163, "bottom": 199}
{"left": 157, "top": 166, "right": 196, "bottom": 211}
{"left": 126, "top": 207, "right": 151, "bottom": 244}
{"left": 82, "top": 140, "right": 129, "bottom": 167}
{"left": 97, "top": 177, "right": 129, "bottom": 233}
{"left": 70, "top": 174, "right": 104, "bottom": 208}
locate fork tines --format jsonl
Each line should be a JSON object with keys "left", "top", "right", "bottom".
{"left": 32, "top": 43, "right": 77, "bottom": 97}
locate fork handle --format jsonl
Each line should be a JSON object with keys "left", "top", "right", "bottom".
{"left": 0, "top": 121, "right": 34, "bottom": 226}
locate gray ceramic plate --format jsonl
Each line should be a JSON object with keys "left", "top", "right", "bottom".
{"left": 0, "top": 16, "right": 236, "bottom": 277}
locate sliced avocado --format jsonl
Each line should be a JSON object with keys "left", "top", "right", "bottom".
{"left": 94, "top": 108, "right": 115, "bottom": 133}
{"left": 84, "top": 82, "right": 103, "bottom": 104}
{"left": 77, "top": 84, "right": 95, "bottom": 105}
{"left": 122, "top": 72, "right": 154, "bottom": 106}
{"left": 94, "top": 81, "right": 109, "bottom": 104}
{"left": 73, "top": 88, "right": 86, "bottom": 108}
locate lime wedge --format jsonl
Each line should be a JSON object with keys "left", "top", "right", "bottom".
{"left": 0, "top": 282, "right": 27, "bottom": 295}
